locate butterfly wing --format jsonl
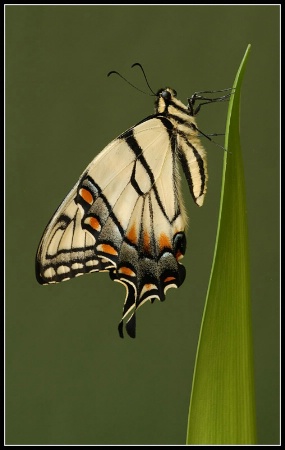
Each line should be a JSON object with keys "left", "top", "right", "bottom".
{"left": 36, "top": 117, "right": 187, "bottom": 337}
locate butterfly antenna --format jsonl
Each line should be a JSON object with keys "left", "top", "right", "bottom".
{"left": 131, "top": 63, "right": 156, "bottom": 96}
{"left": 107, "top": 69, "right": 152, "bottom": 96}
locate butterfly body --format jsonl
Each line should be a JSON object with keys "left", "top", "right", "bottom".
{"left": 36, "top": 87, "right": 208, "bottom": 338}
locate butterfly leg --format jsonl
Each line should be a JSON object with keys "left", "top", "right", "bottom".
{"left": 188, "top": 88, "right": 234, "bottom": 115}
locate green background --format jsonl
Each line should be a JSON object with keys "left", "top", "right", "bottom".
{"left": 5, "top": 5, "right": 280, "bottom": 445}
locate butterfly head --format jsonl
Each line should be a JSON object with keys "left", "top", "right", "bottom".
{"left": 155, "top": 87, "right": 176, "bottom": 109}
{"left": 155, "top": 87, "right": 190, "bottom": 117}
{"left": 157, "top": 87, "right": 177, "bottom": 100}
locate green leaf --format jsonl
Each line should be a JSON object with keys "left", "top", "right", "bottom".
{"left": 186, "top": 45, "right": 256, "bottom": 445}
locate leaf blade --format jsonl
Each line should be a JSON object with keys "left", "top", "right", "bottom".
{"left": 186, "top": 45, "right": 256, "bottom": 445}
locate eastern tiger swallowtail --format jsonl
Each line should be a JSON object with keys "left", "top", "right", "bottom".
{"left": 36, "top": 65, "right": 230, "bottom": 338}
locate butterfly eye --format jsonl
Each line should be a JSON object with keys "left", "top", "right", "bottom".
{"left": 161, "top": 90, "right": 171, "bottom": 101}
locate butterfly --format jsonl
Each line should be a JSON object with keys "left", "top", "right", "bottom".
{"left": 36, "top": 63, "right": 231, "bottom": 338}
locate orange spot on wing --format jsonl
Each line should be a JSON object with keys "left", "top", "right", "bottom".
{"left": 89, "top": 217, "right": 101, "bottom": 231}
{"left": 164, "top": 276, "right": 176, "bottom": 283}
{"left": 175, "top": 250, "right": 183, "bottom": 260}
{"left": 100, "top": 244, "right": 118, "bottom": 256}
{"left": 119, "top": 267, "right": 136, "bottom": 277}
{"left": 159, "top": 233, "right": 171, "bottom": 250}
{"left": 143, "top": 231, "right": 151, "bottom": 252}
{"left": 80, "top": 188, "right": 93, "bottom": 205}
{"left": 126, "top": 224, "right": 137, "bottom": 244}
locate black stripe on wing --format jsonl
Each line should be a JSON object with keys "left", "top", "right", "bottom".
{"left": 177, "top": 134, "right": 207, "bottom": 205}
{"left": 122, "top": 127, "right": 180, "bottom": 222}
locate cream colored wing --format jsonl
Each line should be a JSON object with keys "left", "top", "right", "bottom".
{"left": 36, "top": 117, "right": 188, "bottom": 337}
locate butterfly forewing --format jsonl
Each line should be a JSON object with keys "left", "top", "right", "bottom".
{"left": 36, "top": 87, "right": 208, "bottom": 337}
